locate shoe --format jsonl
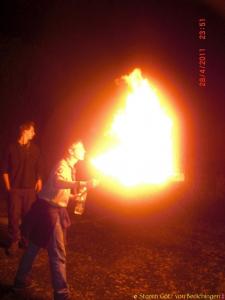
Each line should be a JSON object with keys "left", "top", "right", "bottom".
{"left": 5, "top": 241, "right": 19, "bottom": 256}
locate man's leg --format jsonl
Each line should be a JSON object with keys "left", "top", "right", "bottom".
{"left": 20, "top": 189, "right": 37, "bottom": 248}
{"left": 7, "top": 189, "right": 22, "bottom": 251}
{"left": 22, "top": 189, "right": 37, "bottom": 217}
{"left": 47, "top": 216, "right": 70, "bottom": 300}
{"left": 14, "top": 242, "right": 40, "bottom": 288}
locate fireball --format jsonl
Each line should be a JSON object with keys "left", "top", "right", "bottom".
{"left": 91, "top": 68, "right": 183, "bottom": 187}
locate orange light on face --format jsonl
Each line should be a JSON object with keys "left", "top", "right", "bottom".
{"left": 91, "top": 68, "right": 184, "bottom": 188}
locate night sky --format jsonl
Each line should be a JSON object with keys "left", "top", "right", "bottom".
{"left": 0, "top": 0, "right": 224, "bottom": 178}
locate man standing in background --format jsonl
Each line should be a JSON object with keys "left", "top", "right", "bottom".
{"left": 1, "top": 121, "right": 43, "bottom": 255}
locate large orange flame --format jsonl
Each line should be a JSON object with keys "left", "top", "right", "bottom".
{"left": 91, "top": 68, "right": 183, "bottom": 187}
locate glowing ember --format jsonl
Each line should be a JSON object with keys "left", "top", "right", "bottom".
{"left": 91, "top": 68, "right": 183, "bottom": 187}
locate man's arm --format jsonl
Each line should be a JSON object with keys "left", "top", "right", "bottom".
{"left": 54, "top": 162, "right": 85, "bottom": 190}
{"left": 55, "top": 177, "right": 99, "bottom": 190}
{"left": 54, "top": 161, "right": 98, "bottom": 190}
{"left": 54, "top": 179, "right": 87, "bottom": 190}
{"left": 54, "top": 179, "right": 79, "bottom": 189}
{"left": 1, "top": 146, "right": 11, "bottom": 191}
{"left": 35, "top": 146, "right": 44, "bottom": 192}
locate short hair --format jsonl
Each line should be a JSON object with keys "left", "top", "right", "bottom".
{"left": 19, "top": 121, "right": 35, "bottom": 137}
{"left": 63, "top": 140, "right": 84, "bottom": 157}
{"left": 69, "top": 140, "right": 83, "bottom": 149}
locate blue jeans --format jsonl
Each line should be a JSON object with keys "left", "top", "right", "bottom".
{"left": 15, "top": 215, "right": 70, "bottom": 300}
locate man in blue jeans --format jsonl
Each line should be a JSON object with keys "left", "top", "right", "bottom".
{"left": 13, "top": 140, "right": 98, "bottom": 300}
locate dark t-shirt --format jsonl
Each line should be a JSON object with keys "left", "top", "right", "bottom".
{"left": 1, "top": 142, "right": 43, "bottom": 189}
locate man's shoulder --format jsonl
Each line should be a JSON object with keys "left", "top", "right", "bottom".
{"left": 58, "top": 159, "right": 69, "bottom": 168}
{"left": 55, "top": 159, "right": 71, "bottom": 172}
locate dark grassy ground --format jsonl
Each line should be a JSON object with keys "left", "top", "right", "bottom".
{"left": 0, "top": 188, "right": 225, "bottom": 300}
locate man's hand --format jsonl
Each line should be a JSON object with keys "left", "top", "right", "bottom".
{"left": 86, "top": 178, "right": 100, "bottom": 189}
{"left": 5, "top": 185, "right": 11, "bottom": 192}
{"left": 79, "top": 179, "right": 100, "bottom": 189}
{"left": 35, "top": 179, "right": 42, "bottom": 193}
{"left": 90, "top": 178, "right": 99, "bottom": 188}
{"left": 3, "top": 173, "right": 11, "bottom": 191}
{"left": 79, "top": 181, "right": 88, "bottom": 188}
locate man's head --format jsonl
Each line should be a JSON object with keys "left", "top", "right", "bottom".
{"left": 19, "top": 121, "right": 35, "bottom": 142}
{"left": 67, "top": 141, "right": 86, "bottom": 161}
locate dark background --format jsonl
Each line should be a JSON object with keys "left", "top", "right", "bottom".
{"left": 0, "top": 2, "right": 225, "bottom": 298}
{"left": 0, "top": 0, "right": 224, "bottom": 201}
